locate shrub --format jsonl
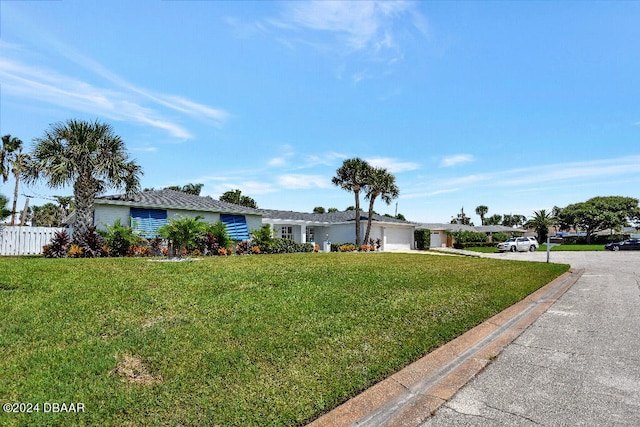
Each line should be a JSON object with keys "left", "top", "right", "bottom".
{"left": 149, "top": 236, "right": 164, "bottom": 257}
{"left": 44, "top": 230, "right": 70, "bottom": 258}
{"left": 67, "top": 244, "right": 83, "bottom": 258}
{"left": 158, "top": 215, "right": 206, "bottom": 257}
{"left": 100, "top": 219, "right": 140, "bottom": 257}
{"left": 252, "top": 246, "right": 261, "bottom": 254}
{"left": 449, "top": 231, "right": 488, "bottom": 245}
{"left": 235, "top": 240, "right": 252, "bottom": 255}
{"left": 73, "top": 226, "right": 105, "bottom": 258}
{"left": 414, "top": 229, "right": 431, "bottom": 250}
{"left": 217, "top": 248, "right": 228, "bottom": 256}
{"left": 339, "top": 244, "right": 356, "bottom": 252}
{"left": 491, "top": 233, "right": 511, "bottom": 243}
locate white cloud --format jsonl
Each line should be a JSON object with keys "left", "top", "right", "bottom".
{"left": 366, "top": 157, "right": 420, "bottom": 173}
{"left": 278, "top": 174, "right": 332, "bottom": 189}
{"left": 440, "top": 154, "right": 476, "bottom": 167}
{"left": 273, "top": 1, "right": 425, "bottom": 58}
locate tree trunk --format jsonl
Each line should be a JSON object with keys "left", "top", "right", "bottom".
{"left": 363, "top": 195, "right": 378, "bottom": 245}
{"left": 354, "top": 189, "right": 361, "bottom": 246}
{"left": 73, "top": 179, "right": 97, "bottom": 237}
{"left": 10, "top": 175, "right": 18, "bottom": 226}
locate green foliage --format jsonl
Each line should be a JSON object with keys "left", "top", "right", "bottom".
{"left": 414, "top": 229, "right": 431, "bottom": 250}
{"left": 99, "top": 218, "right": 141, "bottom": 257}
{"left": 158, "top": 215, "right": 206, "bottom": 257}
{"left": 0, "top": 193, "right": 11, "bottom": 221}
{"left": 220, "top": 189, "right": 258, "bottom": 208}
{"left": 557, "top": 196, "right": 639, "bottom": 243}
{"left": 262, "top": 238, "right": 314, "bottom": 254}
{"left": 250, "top": 224, "right": 273, "bottom": 250}
{"left": 449, "top": 230, "right": 488, "bottom": 244}
{"left": 313, "top": 206, "right": 326, "bottom": 214}
{"left": 25, "top": 119, "right": 142, "bottom": 236}
{"left": 491, "top": 233, "right": 511, "bottom": 243}
{"left": 525, "top": 209, "right": 554, "bottom": 243}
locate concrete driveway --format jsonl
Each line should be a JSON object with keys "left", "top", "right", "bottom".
{"left": 422, "top": 251, "right": 640, "bottom": 426}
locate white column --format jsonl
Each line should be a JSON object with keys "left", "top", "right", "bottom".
{"left": 300, "top": 224, "right": 307, "bottom": 244}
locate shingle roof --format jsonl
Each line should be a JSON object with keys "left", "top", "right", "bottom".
{"left": 96, "top": 189, "right": 261, "bottom": 215}
{"left": 259, "top": 209, "right": 414, "bottom": 225}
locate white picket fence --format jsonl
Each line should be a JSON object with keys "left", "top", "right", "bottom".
{"left": 0, "top": 226, "right": 67, "bottom": 256}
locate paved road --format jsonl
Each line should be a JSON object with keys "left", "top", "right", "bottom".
{"left": 422, "top": 251, "right": 640, "bottom": 426}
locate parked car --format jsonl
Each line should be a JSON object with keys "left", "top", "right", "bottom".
{"left": 604, "top": 239, "right": 640, "bottom": 251}
{"left": 497, "top": 237, "right": 539, "bottom": 253}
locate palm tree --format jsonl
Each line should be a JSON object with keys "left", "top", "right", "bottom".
{"left": 475, "top": 205, "right": 489, "bottom": 225}
{"left": 526, "top": 210, "right": 554, "bottom": 243}
{"left": 2, "top": 135, "right": 29, "bottom": 226}
{"left": 363, "top": 167, "right": 399, "bottom": 244}
{"left": 24, "top": 119, "right": 142, "bottom": 236}
{"left": 332, "top": 158, "right": 372, "bottom": 246}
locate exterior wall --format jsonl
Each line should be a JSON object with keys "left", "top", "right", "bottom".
{"left": 93, "top": 204, "right": 130, "bottom": 230}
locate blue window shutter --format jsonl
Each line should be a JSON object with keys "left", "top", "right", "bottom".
{"left": 130, "top": 208, "right": 168, "bottom": 238}
{"left": 220, "top": 214, "right": 249, "bottom": 240}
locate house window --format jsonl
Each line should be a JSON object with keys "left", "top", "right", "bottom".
{"left": 305, "top": 227, "right": 315, "bottom": 242}
{"left": 130, "top": 208, "right": 168, "bottom": 238}
{"left": 281, "top": 226, "right": 293, "bottom": 240}
{"left": 221, "top": 214, "right": 250, "bottom": 240}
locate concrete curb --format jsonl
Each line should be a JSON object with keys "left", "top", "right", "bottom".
{"left": 308, "top": 268, "right": 584, "bottom": 427}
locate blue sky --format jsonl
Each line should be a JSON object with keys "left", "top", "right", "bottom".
{"left": 1, "top": 1, "right": 639, "bottom": 224}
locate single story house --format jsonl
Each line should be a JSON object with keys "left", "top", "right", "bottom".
{"left": 92, "top": 189, "right": 262, "bottom": 240}
{"left": 260, "top": 209, "right": 416, "bottom": 251}
{"left": 417, "top": 223, "right": 525, "bottom": 248}
{"left": 90, "top": 189, "right": 416, "bottom": 251}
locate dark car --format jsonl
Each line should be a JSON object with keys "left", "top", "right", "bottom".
{"left": 604, "top": 239, "right": 640, "bottom": 251}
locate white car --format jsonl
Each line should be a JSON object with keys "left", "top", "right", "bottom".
{"left": 497, "top": 237, "right": 539, "bottom": 253}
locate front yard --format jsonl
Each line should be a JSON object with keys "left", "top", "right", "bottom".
{"left": 0, "top": 253, "right": 568, "bottom": 426}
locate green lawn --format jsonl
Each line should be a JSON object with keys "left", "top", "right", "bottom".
{"left": 0, "top": 254, "right": 568, "bottom": 426}
{"left": 465, "top": 244, "right": 605, "bottom": 253}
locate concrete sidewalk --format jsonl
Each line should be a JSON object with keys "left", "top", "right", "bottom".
{"left": 308, "top": 251, "right": 640, "bottom": 426}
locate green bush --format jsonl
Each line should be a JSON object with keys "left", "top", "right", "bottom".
{"left": 491, "top": 233, "right": 511, "bottom": 243}
{"left": 454, "top": 241, "right": 496, "bottom": 249}
{"left": 99, "top": 219, "right": 141, "bottom": 257}
{"left": 414, "top": 229, "right": 431, "bottom": 250}
{"left": 265, "top": 238, "right": 314, "bottom": 254}
{"left": 449, "top": 231, "right": 488, "bottom": 244}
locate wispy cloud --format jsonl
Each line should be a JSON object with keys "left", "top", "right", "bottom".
{"left": 423, "top": 155, "right": 640, "bottom": 198}
{"left": 0, "top": 40, "right": 230, "bottom": 139}
{"left": 278, "top": 174, "right": 333, "bottom": 190}
{"left": 366, "top": 157, "right": 420, "bottom": 173}
{"left": 271, "top": 1, "right": 426, "bottom": 60}
{"left": 440, "top": 154, "right": 476, "bottom": 167}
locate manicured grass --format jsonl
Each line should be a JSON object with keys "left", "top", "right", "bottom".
{"left": 538, "top": 244, "right": 605, "bottom": 251}
{"left": 0, "top": 254, "right": 568, "bottom": 426}
{"left": 465, "top": 244, "right": 606, "bottom": 253}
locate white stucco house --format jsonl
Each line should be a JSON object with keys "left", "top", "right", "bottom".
{"left": 260, "top": 209, "right": 416, "bottom": 251}
{"left": 90, "top": 190, "right": 416, "bottom": 251}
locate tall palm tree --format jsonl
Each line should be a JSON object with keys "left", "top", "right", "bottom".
{"left": 475, "top": 205, "right": 489, "bottom": 225}
{"left": 526, "top": 209, "right": 554, "bottom": 243}
{"left": 0, "top": 194, "right": 11, "bottom": 222}
{"left": 363, "top": 167, "right": 399, "bottom": 244}
{"left": 1, "top": 135, "right": 28, "bottom": 225}
{"left": 24, "top": 119, "right": 142, "bottom": 236}
{"left": 332, "top": 158, "right": 372, "bottom": 246}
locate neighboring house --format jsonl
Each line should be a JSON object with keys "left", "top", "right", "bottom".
{"left": 417, "top": 223, "right": 525, "bottom": 248}
{"left": 93, "top": 189, "right": 262, "bottom": 240}
{"left": 261, "top": 209, "right": 416, "bottom": 251}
